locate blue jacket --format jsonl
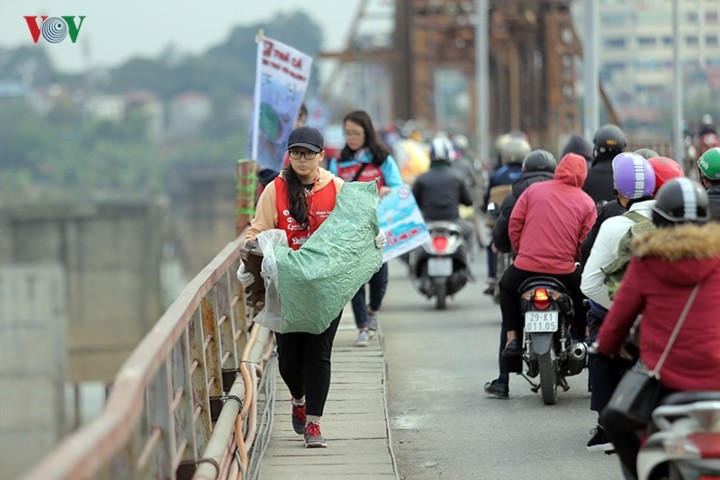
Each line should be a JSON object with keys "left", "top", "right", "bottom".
{"left": 483, "top": 163, "right": 523, "bottom": 209}
{"left": 329, "top": 148, "right": 403, "bottom": 187}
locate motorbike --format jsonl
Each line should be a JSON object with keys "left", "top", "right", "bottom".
{"left": 637, "top": 391, "right": 720, "bottom": 480}
{"left": 486, "top": 201, "right": 512, "bottom": 304}
{"left": 408, "top": 220, "right": 470, "bottom": 310}
{"left": 518, "top": 276, "right": 587, "bottom": 405}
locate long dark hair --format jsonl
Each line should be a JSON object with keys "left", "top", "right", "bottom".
{"left": 339, "top": 110, "right": 390, "bottom": 166}
{"left": 283, "top": 166, "right": 311, "bottom": 229}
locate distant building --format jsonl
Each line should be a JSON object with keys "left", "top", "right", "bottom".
{"left": 573, "top": 0, "right": 720, "bottom": 116}
{"left": 0, "top": 81, "right": 29, "bottom": 99}
{"left": 167, "top": 91, "right": 212, "bottom": 139}
{"left": 124, "top": 90, "right": 164, "bottom": 144}
{"left": 84, "top": 94, "right": 125, "bottom": 121}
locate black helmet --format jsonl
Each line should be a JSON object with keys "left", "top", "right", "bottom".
{"left": 593, "top": 124, "right": 627, "bottom": 155}
{"left": 522, "top": 149, "right": 557, "bottom": 173}
{"left": 651, "top": 178, "right": 711, "bottom": 227}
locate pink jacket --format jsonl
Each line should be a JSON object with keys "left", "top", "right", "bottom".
{"left": 598, "top": 222, "right": 720, "bottom": 391}
{"left": 509, "top": 153, "right": 597, "bottom": 274}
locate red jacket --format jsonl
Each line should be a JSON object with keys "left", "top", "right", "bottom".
{"left": 509, "top": 153, "right": 597, "bottom": 274}
{"left": 275, "top": 175, "right": 338, "bottom": 250}
{"left": 598, "top": 222, "right": 720, "bottom": 391}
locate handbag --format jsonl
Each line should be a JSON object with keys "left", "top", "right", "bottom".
{"left": 601, "top": 283, "right": 700, "bottom": 431}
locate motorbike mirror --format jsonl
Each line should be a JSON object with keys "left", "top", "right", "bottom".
{"left": 487, "top": 202, "right": 501, "bottom": 219}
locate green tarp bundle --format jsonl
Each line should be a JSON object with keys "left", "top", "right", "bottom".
{"left": 254, "top": 181, "right": 383, "bottom": 334}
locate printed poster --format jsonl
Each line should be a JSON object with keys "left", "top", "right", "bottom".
{"left": 250, "top": 35, "right": 313, "bottom": 172}
{"left": 378, "top": 185, "right": 431, "bottom": 263}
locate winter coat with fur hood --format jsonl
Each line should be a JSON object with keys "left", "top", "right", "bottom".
{"left": 597, "top": 222, "right": 720, "bottom": 391}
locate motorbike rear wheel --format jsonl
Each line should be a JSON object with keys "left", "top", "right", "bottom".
{"left": 667, "top": 462, "right": 683, "bottom": 480}
{"left": 435, "top": 283, "right": 447, "bottom": 310}
{"left": 538, "top": 350, "right": 558, "bottom": 405}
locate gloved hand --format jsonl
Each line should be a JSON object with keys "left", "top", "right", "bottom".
{"left": 237, "top": 262, "right": 255, "bottom": 288}
{"left": 374, "top": 231, "right": 387, "bottom": 249}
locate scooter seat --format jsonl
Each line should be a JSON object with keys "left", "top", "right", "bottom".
{"left": 518, "top": 276, "right": 569, "bottom": 295}
{"left": 426, "top": 220, "right": 463, "bottom": 234}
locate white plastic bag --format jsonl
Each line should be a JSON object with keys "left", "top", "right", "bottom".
{"left": 252, "top": 229, "right": 289, "bottom": 332}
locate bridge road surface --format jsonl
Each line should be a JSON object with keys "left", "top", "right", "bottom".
{"left": 256, "top": 252, "right": 622, "bottom": 479}
{"left": 382, "top": 253, "right": 621, "bottom": 479}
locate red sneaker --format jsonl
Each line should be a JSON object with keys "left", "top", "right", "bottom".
{"left": 303, "top": 421, "right": 327, "bottom": 448}
{"left": 291, "top": 401, "right": 306, "bottom": 435}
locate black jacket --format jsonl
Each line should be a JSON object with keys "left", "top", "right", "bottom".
{"left": 579, "top": 199, "right": 627, "bottom": 267}
{"left": 582, "top": 154, "right": 616, "bottom": 207}
{"left": 709, "top": 185, "right": 720, "bottom": 223}
{"left": 491, "top": 171, "right": 554, "bottom": 253}
{"left": 413, "top": 162, "right": 473, "bottom": 221}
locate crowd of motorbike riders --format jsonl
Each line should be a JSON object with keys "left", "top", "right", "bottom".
{"left": 476, "top": 124, "right": 720, "bottom": 480}
{"left": 251, "top": 113, "right": 720, "bottom": 475}
{"left": 370, "top": 120, "right": 720, "bottom": 479}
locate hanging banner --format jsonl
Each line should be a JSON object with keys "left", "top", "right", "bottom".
{"left": 250, "top": 34, "right": 313, "bottom": 172}
{"left": 377, "top": 185, "right": 431, "bottom": 263}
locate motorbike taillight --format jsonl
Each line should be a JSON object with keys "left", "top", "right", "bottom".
{"left": 432, "top": 236, "right": 449, "bottom": 252}
{"left": 533, "top": 288, "right": 551, "bottom": 310}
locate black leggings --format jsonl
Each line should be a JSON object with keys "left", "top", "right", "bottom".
{"left": 499, "top": 264, "right": 586, "bottom": 336}
{"left": 275, "top": 313, "right": 342, "bottom": 417}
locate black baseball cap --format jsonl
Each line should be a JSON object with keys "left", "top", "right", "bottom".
{"left": 287, "top": 126, "right": 324, "bottom": 153}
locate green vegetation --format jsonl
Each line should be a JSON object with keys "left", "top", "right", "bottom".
{"left": 0, "top": 11, "right": 321, "bottom": 197}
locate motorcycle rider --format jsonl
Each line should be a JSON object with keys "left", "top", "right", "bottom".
{"left": 561, "top": 133, "right": 593, "bottom": 169}
{"left": 450, "top": 133, "right": 484, "bottom": 250}
{"left": 499, "top": 153, "right": 597, "bottom": 362}
{"left": 597, "top": 177, "right": 720, "bottom": 480}
{"left": 491, "top": 150, "right": 557, "bottom": 254}
{"left": 484, "top": 149, "right": 557, "bottom": 398}
{"left": 696, "top": 147, "right": 720, "bottom": 220}
{"left": 580, "top": 152, "right": 656, "bottom": 451}
{"left": 633, "top": 148, "right": 659, "bottom": 160}
{"left": 482, "top": 137, "right": 531, "bottom": 295}
{"left": 450, "top": 133, "right": 479, "bottom": 195}
{"left": 412, "top": 136, "right": 475, "bottom": 247}
{"left": 696, "top": 114, "right": 720, "bottom": 159}
{"left": 580, "top": 154, "right": 684, "bottom": 265}
{"left": 583, "top": 124, "right": 627, "bottom": 208}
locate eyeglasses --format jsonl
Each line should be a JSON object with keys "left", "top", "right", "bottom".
{"left": 288, "top": 150, "right": 321, "bottom": 160}
{"left": 344, "top": 130, "right": 365, "bottom": 138}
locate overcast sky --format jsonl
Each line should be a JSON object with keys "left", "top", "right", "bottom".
{"left": 0, "top": 0, "right": 390, "bottom": 75}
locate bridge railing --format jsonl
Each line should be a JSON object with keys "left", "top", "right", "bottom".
{"left": 22, "top": 232, "right": 274, "bottom": 480}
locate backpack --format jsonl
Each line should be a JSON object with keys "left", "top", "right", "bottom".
{"left": 601, "top": 210, "right": 655, "bottom": 300}
{"left": 485, "top": 184, "right": 512, "bottom": 228}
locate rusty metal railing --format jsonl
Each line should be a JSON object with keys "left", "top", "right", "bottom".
{"left": 22, "top": 232, "right": 274, "bottom": 480}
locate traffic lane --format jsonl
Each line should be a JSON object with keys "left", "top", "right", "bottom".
{"left": 381, "top": 259, "right": 619, "bottom": 479}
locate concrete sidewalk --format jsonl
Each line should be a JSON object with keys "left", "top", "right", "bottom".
{"left": 257, "top": 319, "right": 399, "bottom": 479}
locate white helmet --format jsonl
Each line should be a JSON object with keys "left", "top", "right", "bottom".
{"left": 452, "top": 134, "right": 470, "bottom": 151}
{"left": 430, "top": 137, "right": 456, "bottom": 162}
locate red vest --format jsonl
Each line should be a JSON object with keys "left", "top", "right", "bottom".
{"left": 275, "top": 177, "right": 337, "bottom": 250}
{"left": 336, "top": 162, "right": 386, "bottom": 189}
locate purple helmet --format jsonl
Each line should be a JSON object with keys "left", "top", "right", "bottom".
{"left": 612, "top": 152, "right": 655, "bottom": 199}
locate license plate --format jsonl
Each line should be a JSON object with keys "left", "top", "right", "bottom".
{"left": 524, "top": 311, "right": 559, "bottom": 333}
{"left": 427, "top": 257, "right": 453, "bottom": 277}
